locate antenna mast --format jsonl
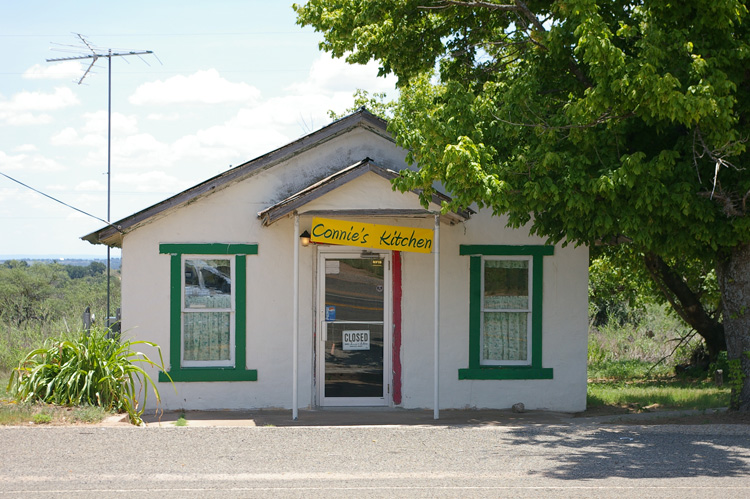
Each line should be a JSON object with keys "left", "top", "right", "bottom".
{"left": 48, "top": 33, "right": 157, "bottom": 330}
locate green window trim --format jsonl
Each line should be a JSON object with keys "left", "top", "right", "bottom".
{"left": 158, "top": 243, "right": 258, "bottom": 382}
{"left": 160, "top": 243, "right": 258, "bottom": 255}
{"left": 459, "top": 245, "right": 554, "bottom": 380}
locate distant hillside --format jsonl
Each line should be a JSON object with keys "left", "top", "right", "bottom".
{"left": 0, "top": 257, "right": 121, "bottom": 270}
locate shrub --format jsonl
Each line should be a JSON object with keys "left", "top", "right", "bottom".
{"left": 6, "top": 328, "right": 168, "bottom": 425}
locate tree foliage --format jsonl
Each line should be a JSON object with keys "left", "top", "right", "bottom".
{"left": 295, "top": 0, "right": 750, "bottom": 409}
{"left": 328, "top": 89, "right": 395, "bottom": 120}
{"left": 0, "top": 261, "right": 119, "bottom": 372}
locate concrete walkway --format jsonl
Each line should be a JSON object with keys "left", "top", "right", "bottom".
{"left": 103, "top": 406, "right": 728, "bottom": 427}
{"left": 111, "top": 407, "right": 572, "bottom": 427}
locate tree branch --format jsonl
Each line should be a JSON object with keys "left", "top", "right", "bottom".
{"left": 492, "top": 110, "right": 633, "bottom": 130}
{"left": 419, "top": 1, "right": 592, "bottom": 87}
{"left": 698, "top": 188, "right": 746, "bottom": 217}
{"left": 643, "top": 252, "right": 725, "bottom": 358}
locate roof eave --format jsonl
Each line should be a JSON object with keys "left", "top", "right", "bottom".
{"left": 80, "top": 108, "right": 389, "bottom": 247}
{"left": 258, "top": 158, "right": 473, "bottom": 226}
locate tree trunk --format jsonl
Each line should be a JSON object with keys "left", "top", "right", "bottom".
{"left": 716, "top": 243, "right": 750, "bottom": 412}
{"left": 643, "top": 253, "right": 726, "bottom": 361}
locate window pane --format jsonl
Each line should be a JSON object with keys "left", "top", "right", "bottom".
{"left": 184, "top": 259, "right": 231, "bottom": 309}
{"left": 484, "top": 260, "right": 528, "bottom": 309}
{"left": 183, "top": 312, "right": 231, "bottom": 361}
{"left": 483, "top": 312, "right": 528, "bottom": 362}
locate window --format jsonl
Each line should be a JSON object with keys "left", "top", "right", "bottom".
{"left": 182, "top": 257, "right": 234, "bottom": 367}
{"left": 482, "top": 258, "right": 531, "bottom": 365}
{"left": 158, "top": 243, "right": 258, "bottom": 382}
{"left": 458, "top": 245, "right": 554, "bottom": 380}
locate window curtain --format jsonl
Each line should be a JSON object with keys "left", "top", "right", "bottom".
{"left": 483, "top": 259, "right": 529, "bottom": 362}
{"left": 183, "top": 258, "right": 232, "bottom": 362}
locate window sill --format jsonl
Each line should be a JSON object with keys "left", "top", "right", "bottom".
{"left": 458, "top": 367, "right": 553, "bottom": 380}
{"left": 159, "top": 368, "right": 258, "bottom": 382}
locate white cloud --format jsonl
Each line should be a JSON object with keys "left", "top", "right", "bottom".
{"left": 147, "top": 112, "right": 181, "bottom": 121}
{"left": 14, "top": 144, "right": 38, "bottom": 152}
{"left": 23, "top": 61, "right": 83, "bottom": 80}
{"left": 0, "top": 87, "right": 80, "bottom": 126}
{"left": 0, "top": 150, "right": 65, "bottom": 172}
{"left": 130, "top": 69, "right": 261, "bottom": 106}
{"left": 112, "top": 134, "right": 173, "bottom": 169}
{"left": 66, "top": 211, "right": 90, "bottom": 220}
{"left": 0, "top": 87, "right": 79, "bottom": 112}
{"left": 50, "top": 127, "right": 80, "bottom": 146}
{"left": 116, "top": 171, "right": 188, "bottom": 193}
{"left": 287, "top": 54, "right": 396, "bottom": 96}
{"left": 74, "top": 180, "right": 106, "bottom": 192}
{"left": 51, "top": 112, "right": 138, "bottom": 152}
{"left": 171, "top": 119, "right": 290, "bottom": 168}
{"left": 116, "top": 55, "right": 397, "bottom": 176}
{"left": 4, "top": 113, "right": 53, "bottom": 126}
{"left": 82, "top": 111, "right": 138, "bottom": 135}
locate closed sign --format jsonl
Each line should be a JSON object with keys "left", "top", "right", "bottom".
{"left": 342, "top": 330, "right": 370, "bottom": 351}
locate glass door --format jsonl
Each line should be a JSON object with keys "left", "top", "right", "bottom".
{"left": 318, "top": 251, "right": 390, "bottom": 406}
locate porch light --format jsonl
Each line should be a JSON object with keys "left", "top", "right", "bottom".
{"left": 300, "top": 230, "right": 311, "bottom": 247}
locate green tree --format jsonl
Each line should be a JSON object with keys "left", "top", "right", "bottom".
{"left": 328, "top": 89, "right": 395, "bottom": 120}
{"left": 0, "top": 262, "right": 121, "bottom": 372}
{"left": 295, "top": 0, "right": 750, "bottom": 410}
{"left": 0, "top": 264, "right": 69, "bottom": 327}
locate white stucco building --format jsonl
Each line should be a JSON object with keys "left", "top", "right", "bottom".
{"left": 84, "top": 109, "right": 589, "bottom": 415}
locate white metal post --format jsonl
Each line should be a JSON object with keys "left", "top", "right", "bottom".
{"left": 293, "top": 214, "right": 300, "bottom": 420}
{"left": 106, "top": 52, "right": 111, "bottom": 323}
{"left": 434, "top": 214, "right": 440, "bottom": 420}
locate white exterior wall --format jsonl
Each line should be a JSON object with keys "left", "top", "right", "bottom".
{"left": 121, "top": 124, "right": 588, "bottom": 412}
{"left": 398, "top": 210, "right": 589, "bottom": 412}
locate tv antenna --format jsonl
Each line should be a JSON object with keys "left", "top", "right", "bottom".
{"left": 47, "top": 33, "right": 160, "bottom": 330}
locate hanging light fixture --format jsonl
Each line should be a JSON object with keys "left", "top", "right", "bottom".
{"left": 299, "top": 230, "right": 311, "bottom": 247}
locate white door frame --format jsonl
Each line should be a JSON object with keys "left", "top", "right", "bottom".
{"left": 316, "top": 247, "right": 392, "bottom": 407}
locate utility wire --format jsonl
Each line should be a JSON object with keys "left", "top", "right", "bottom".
{"left": 0, "top": 170, "right": 122, "bottom": 233}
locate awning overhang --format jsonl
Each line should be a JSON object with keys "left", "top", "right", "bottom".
{"left": 258, "top": 159, "right": 473, "bottom": 226}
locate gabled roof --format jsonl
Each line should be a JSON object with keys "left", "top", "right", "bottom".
{"left": 83, "top": 108, "right": 391, "bottom": 247}
{"left": 258, "top": 158, "right": 472, "bottom": 226}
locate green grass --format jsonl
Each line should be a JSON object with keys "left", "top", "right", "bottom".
{"left": 588, "top": 359, "right": 674, "bottom": 380}
{"left": 587, "top": 355, "right": 730, "bottom": 413}
{"left": 32, "top": 412, "right": 52, "bottom": 424}
{"left": 584, "top": 301, "right": 732, "bottom": 413}
{"left": 0, "top": 400, "right": 111, "bottom": 426}
{"left": 0, "top": 370, "right": 9, "bottom": 397}
{"left": 588, "top": 378, "right": 730, "bottom": 411}
{"left": 587, "top": 358, "right": 730, "bottom": 412}
{"left": 73, "top": 405, "right": 112, "bottom": 424}
{"left": 174, "top": 416, "right": 188, "bottom": 427}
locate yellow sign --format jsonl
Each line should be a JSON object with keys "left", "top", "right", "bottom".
{"left": 310, "top": 217, "right": 434, "bottom": 254}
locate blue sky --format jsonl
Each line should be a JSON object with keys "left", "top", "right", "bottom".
{"left": 0, "top": 1, "right": 396, "bottom": 257}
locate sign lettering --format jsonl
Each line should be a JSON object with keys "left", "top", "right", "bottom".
{"left": 342, "top": 330, "right": 370, "bottom": 351}
{"left": 310, "top": 217, "right": 434, "bottom": 254}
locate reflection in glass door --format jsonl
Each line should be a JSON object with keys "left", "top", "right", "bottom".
{"left": 319, "top": 252, "right": 390, "bottom": 406}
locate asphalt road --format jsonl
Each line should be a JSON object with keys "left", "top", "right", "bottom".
{"left": 1, "top": 424, "right": 749, "bottom": 498}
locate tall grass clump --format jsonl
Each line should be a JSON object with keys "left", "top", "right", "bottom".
{"left": 588, "top": 302, "right": 701, "bottom": 379}
{"left": 7, "top": 328, "right": 167, "bottom": 425}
